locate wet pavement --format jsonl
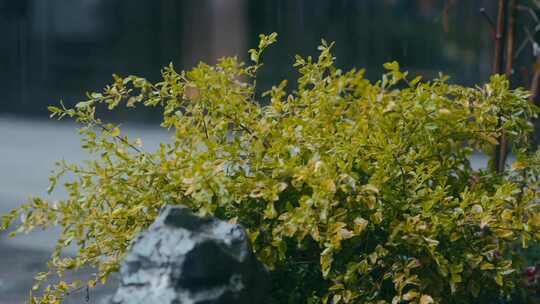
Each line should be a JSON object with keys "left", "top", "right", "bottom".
{"left": 0, "top": 237, "right": 117, "bottom": 303}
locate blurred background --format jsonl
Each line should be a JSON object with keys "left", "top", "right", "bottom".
{"left": 1, "top": 0, "right": 503, "bottom": 120}
{"left": 0, "top": 0, "right": 528, "bottom": 302}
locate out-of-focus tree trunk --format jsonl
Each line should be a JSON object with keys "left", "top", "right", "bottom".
{"left": 529, "top": 56, "right": 540, "bottom": 147}
{"left": 493, "top": 0, "right": 508, "bottom": 174}
{"left": 210, "top": 0, "right": 247, "bottom": 61}
{"left": 181, "top": 0, "right": 246, "bottom": 68}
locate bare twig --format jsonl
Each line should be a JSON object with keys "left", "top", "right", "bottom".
{"left": 96, "top": 123, "right": 144, "bottom": 154}
{"left": 202, "top": 116, "right": 209, "bottom": 139}
{"left": 515, "top": 26, "right": 537, "bottom": 58}
{"left": 480, "top": 8, "right": 496, "bottom": 32}
{"left": 221, "top": 112, "right": 270, "bottom": 149}
{"left": 516, "top": 4, "right": 540, "bottom": 23}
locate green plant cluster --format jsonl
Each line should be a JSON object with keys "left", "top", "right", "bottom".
{"left": 4, "top": 33, "right": 540, "bottom": 303}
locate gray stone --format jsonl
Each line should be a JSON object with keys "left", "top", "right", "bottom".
{"left": 110, "top": 205, "right": 269, "bottom": 304}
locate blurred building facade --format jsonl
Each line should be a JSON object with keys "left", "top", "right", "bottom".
{"left": 0, "top": 0, "right": 500, "bottom": 120}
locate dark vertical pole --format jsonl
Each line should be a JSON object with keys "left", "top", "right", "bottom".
{"left": 505, "top": 0, "right": 516, "bottom": 77}
{"left": 493, "top": 0, "right": 508, "bottom": 174}
{"left": 531, "top": 56, "right": 540, "bottom": 101}
{"left": 530, "top": 55, "right": 540, "bottom": 149}
{"left": 492, "top": 0, "right": 506, "bottom": 75}
{"left": 496, "top": 0, "right": 516, "bottom": 174}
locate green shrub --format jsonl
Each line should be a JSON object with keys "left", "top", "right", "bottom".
{"left": 4, "top": 33, "right": 540, "bottom": 303}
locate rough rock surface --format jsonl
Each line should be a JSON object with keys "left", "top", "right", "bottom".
{"left": 110, "top": 205, "right": 269, "bottom": 304}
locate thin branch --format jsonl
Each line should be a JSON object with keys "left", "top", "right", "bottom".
{"left": 202, "top": 116, "right": 210, "bottom": 139}
{"left": 91, "top": 120, "right": 176, "bottom": 186}
{"left": 515, "top": 27, "right": 535, "bottom": 59}
{"left": 516, "top": 4, "right": 540, "bottom": 24}
{"left": 221, "top": 113, "right": 254, "bottom": 135}
{"left": 221, "top": 112, "right": 271, "bottom": 149}
{"left": 95, "top": 123, "right": 144, "bottom": 155}
{"left": 479, "top": 8, "right": 496, "bottom": 33}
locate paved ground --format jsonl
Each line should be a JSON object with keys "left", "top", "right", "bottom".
{"left": 0, "top": 115, "right": 168, "bottom": 303}
{"left": 0, "top": 240, "right": 117, "bottom": 304}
